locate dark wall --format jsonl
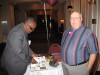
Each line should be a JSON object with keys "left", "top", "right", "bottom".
{"left": 0, "top": 43, "right": 6, "bottom": 56}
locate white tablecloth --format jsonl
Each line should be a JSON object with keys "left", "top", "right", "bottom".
{"left": 24, "top": 62, "right": 63, "bottom": 75}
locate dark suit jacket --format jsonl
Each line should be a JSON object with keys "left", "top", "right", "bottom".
{"left": 1, "top": 24, "right": 33, "bottom": 75}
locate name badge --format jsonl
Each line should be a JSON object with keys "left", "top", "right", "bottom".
{"left": 28, "top": 40, "right": 31, "bottom": 45}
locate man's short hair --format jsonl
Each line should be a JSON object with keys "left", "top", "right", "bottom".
{"left": 24, "top": 17, "right": 35, "bottom": 24}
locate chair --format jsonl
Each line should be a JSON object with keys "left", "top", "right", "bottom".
{"left": 49, "top": 44, "right": 62, "bottom": 61}
{"left": 49, "top": 44, "right": 61, "bottom": 54}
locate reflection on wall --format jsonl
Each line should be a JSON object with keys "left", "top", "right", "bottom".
{"left": 1, "top": 21, "right": 9, "bottom": 42}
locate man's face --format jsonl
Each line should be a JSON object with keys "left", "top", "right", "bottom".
{"left": 70, "top": 12, "right": 82, "bottom": 29}
{"left": 26, "top": 22, "right": 36, "bottom": 34}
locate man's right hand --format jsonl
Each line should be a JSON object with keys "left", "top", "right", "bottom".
{"left": 32, "top": 53, "right": 38, "bottom": 58}
{"left": 31, "top": 58, "right": 37, "bottom": 64}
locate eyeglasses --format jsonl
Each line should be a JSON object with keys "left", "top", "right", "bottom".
{"left": 70, "top": 17, "right": 81, "bottom": 20}
{"left": 27, "top": 24, "right": 34, "bottom": 31}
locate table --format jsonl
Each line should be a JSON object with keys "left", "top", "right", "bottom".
{"left": 24, "top": 62, "right": 63, "bottom": 75}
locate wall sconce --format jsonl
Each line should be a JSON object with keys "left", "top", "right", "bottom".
{"left": 88, "top": 0, "right": 96, "bottom": 5}
{"left": 60, "top": 20, "right": 64, "bottom": 24}
{"left": 68, "top": 6, "right": 73, "bottom": 13}
{"left": 42, "top": 20, "right": 45, "bottom": 23}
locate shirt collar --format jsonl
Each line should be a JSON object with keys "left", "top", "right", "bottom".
{"left": 20, "top": 23, "right": 28, "bottom": 37}
{"left": 71, "top": 25, "right": 84, "bottom": 32}
{"left": 69, "top": 25, "right": 84, "bottom": 35}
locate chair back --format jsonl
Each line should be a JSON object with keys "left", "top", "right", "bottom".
{"left": 49, "top": 44, "right": 61, "bottom": 61}
{"left": 49, "top": 44, "right": 61, "bottom": 54}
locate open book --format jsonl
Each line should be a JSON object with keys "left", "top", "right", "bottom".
{"left": 30, "top": 56, "right": 47, "bottom": 71}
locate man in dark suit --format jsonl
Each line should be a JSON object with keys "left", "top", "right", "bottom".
{"left": 1, "top": 17, "right": 38, "bottom": 75}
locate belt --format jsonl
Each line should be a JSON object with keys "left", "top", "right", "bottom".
{"left": 70, "top": 60, "right": 88, "bottom": 66}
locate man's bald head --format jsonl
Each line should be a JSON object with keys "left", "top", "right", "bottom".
{"left": 70, "top": 12, "right": 83, "bottom": 29}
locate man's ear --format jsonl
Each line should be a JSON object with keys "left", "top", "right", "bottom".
{"left": 24, "top": 24, "right": 28, "bottom": 31}
{"left": 25, "top": 25, "right": 29, "bottom": 29}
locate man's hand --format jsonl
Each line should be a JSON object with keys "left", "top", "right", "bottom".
{"left": 87, "top": 54, "right": 97, "bottom": 71}
{"left": 31, "top": 58, "right": 37, "bottom": 64}
{"left": 31, "top": 53, "right": 38, "bottom": 64}
{"left": 32, "top": 53, "right": 38, "bottom": 58}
